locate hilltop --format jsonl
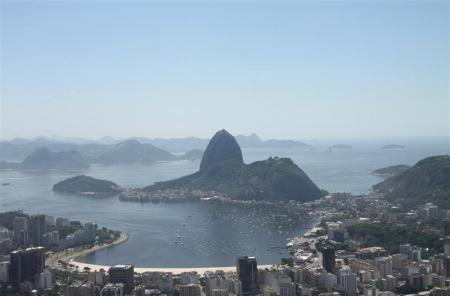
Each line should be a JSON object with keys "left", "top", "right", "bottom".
{"left": 373, "top": 155, "right": 450, "bottom": 208}
{"left": 371, "top": 164, "right": 411, "bottom": 177}
{"left": 145, "top": 130, "right": 323, "bottom": 202}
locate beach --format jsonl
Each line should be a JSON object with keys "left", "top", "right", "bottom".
{"left": 47, "top": 231, "right": 273, "bottom": 275}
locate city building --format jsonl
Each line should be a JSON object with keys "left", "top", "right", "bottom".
{"left": 56, "top": 217, "right": 70, "bottom": 227}
{"left": 180, "top": 271, "right": 200, "bottom": 285}
{"left": 9, "top": 247, "right": 45, "bottom": 286}
{"left": 141, "top": 271, "right": 173, "bottom": 292}
{"left": 237, "top": 256, "right": 258, "bottom": 295}
{"left": 109, "top": 264, "right": 134, "bottom": 294}
{"left": 337, "top": 268, "right": 357, "bottom": 296}
{"left": 0, "top": 261, "right": 9, "bottom": 283}
{"left": 35, "top": 268, "right": 52, "bottom": 290}
{"left": 29, "top": 214, "right": 46, "bottom": 246}
{"left": 179, "top": 284, "right": 201, "bottom": 296}
{"left": 321, "top": 248, "right": 336, "bottom": 274}
{"left": 102, "top": 283, "right": 124, "bottom": 296}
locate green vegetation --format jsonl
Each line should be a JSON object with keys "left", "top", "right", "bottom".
{"left": 146, "top": 130, "right": 323, "bottom": 202}
{"left": 147, "top": 157, "right": 323, "bottom": 202}
{"left": 47, "top": 224, "right": 83, "bottom": 239}
{"left": 97, "top": 227, "right": 121, "bottom": 244}
{"left": 0, "top": 210, "right": 28, "bottom": 230}
{"left": 371, "top": 164, "right": 411, "bottom": 177}
{"left": 373, "top": 155, "right": 450, "bottom": 209}
{"left": 315, "top": 238, "right": 352, "bottom": 252}
{"left": 53, "top": 175, "right": 121, "bottom": 197}
{"left": 347, "top": 222, "right": 442, "bottom": 255}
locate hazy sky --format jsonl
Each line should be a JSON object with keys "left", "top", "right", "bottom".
{"left": 1, "top": 1, "right": 449, "bottom": 140}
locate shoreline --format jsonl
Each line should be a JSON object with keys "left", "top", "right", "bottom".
{"left": 47, "top": 231, "right": 129, "bottom": 270}
{"left": 48, "top": 215, "right": 324, "bottom": 275}
{"left": 48, "top": 231, "right": 275, "bottom": 275}
{"left": 70, "top": 261, "right": 275, "bottom": 275}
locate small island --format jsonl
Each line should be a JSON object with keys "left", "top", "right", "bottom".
{"left": 328, "top": 144, "right": 352, "bottom": 152}
{"left": 53, "top": 175, "right": 121, "bottom": 197}
{"left": 371, "top": 164, "right": 411, "bottom": 177}
{"left": 381, "top": 144, "right": 405, "bottom": 150}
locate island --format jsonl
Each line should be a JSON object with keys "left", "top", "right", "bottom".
{"left": 327, "top": 144, "right": 352, "bottom": 152}
{"left": 381, "top": 144, "right": 405, "bottom": 150}
{"left": 370, "top": 164, "right": 411, "bottom": 177}
{"left": 53, "top": 175, "right": 121, "bottom": 197}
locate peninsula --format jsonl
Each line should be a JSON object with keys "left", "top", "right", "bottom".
{"left": 143, "top": 129, "right": 323, "bottom": 202}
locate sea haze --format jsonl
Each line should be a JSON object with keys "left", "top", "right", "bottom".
{"left": 0, "top": 137, "right": 448, "bottom": 267}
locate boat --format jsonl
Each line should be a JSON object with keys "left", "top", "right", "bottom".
{"left": 2, "top": 183, "right": 11, "bottom": 186}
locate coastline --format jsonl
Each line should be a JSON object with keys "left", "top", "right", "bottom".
{"left": 47, "top": 231, "right": 129, "bottom": 270}
{"left": 48, "top": 215, "right": 324, "bottom": 275}
{"left": 47, "top": 230, "right": 276, "bottom": 275}
{"left": 70, "top": 261, "right": 274, "bottom": 275}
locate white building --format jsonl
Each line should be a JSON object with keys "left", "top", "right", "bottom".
{"left": 180, "top": 272, "right": 200, "bottom": 285}
{"left": 0, "top": 261, "right": 9, "bottom": 283}
{"left": 35, "top": 269, "right": 52, "bottom": 290}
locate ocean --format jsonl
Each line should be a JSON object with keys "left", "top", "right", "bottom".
{"left": 0, "top": 137, "right": 448, "bottom": 267}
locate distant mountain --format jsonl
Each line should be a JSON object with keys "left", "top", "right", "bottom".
{"left": 179, "top": 149, "right": 204, "bottom": 160}
{"left": 0, "top": 138, "right": 76, "bottom": 161}
{"left": 136, "top": 137, "right": 208, "bottom": 152}
{"left": 20, "top": 147, "right": 89, "bottom": 170}
{"left": 93, "top": 139, "right": 176, "bottom": 165}
{"left": 145, "top": 129, "right": 323, "bottom": 202}
{"left": 264, "top": 139, "right": 312, "bottom": 149}
{"left": 371, "top": 165, "right": 411, "bottom": 177}
{"left": 382, "top": 144, "right": 405, "bottom": 150}
{"left": 235, "top": 134, "right": 313, "bottom": 149}
{"left": 373, "top": 155, "right": 450, "bottom": 208}
{"left": 235, "top": 133, "right": 264, "bottom": 147}
{"left": 0, "top": 133, "right": 313, "bottom": 163}
{"left": 53, "top": 175, "right": 121, "bottom": 197}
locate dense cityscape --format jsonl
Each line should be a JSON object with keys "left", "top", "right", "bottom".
{"left": 1, "top": 189, "right": 450, "bottom": 296}
{"left": 2, "top": 1, "right": 449, "bottom": 296}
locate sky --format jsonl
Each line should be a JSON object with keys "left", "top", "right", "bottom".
{"left": 1, "top": 0, "right": 449, "bottom": 140}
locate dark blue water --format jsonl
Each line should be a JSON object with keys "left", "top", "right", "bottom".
{"left": 1, "top": 137, "right": 448, "bottom": 267}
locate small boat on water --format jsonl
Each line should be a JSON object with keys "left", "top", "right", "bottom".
{"left": 2, "top": 183, "right": 11, "bottom": 186}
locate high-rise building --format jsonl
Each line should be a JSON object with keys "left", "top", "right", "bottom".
{"left": 444, "top": 237, "right": 450, "bottom": 255}
{"left": 237, "top": 256, "right": 258, "bottom": 295}
{"left": 84, "top": 222, "right": 97, "bottom": 244}
{"left": 102, "top": 283, "right": 124, "bottom": 296}
{"left": 29, "top": 214, "right": 46, "bottom": 246}
{"left": 443, "top": 220, "right": 450, "bottom": 236}
{"left": 13, "top": 216, "right": 29, "bottom": 247}
{"left": 337, "top": 269, "right": 357, "bottom": 296}
{"left": 374, "top": 256, "right": 393, "bottom": 279}
{"left": 109, "top": 264, "right": 134, "bottom": 294}
{"left": 179, "top": 284, "right": 201, "bottom": 296}
{"left": 13, "top": 216, "right": 28, "bottom": 233}
{"left": 9, "top": 247, "right": 45, "bottom": 286}
{"left": 321, "top": 247, "right": 336, "bottom": 274}
{"left": 410, "top": 273, "right": 425, "bottom": 292}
